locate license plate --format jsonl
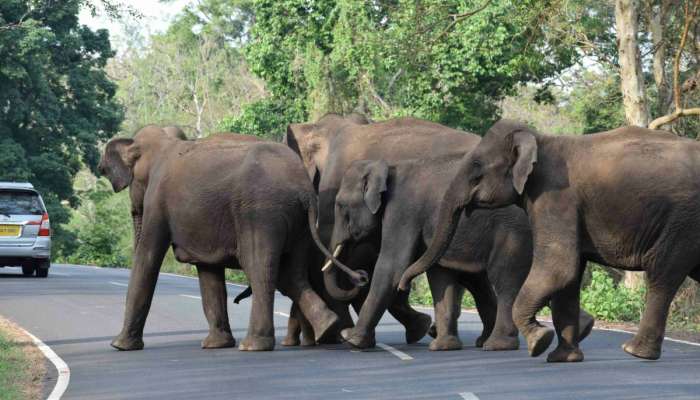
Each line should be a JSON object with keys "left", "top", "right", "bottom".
{"left": 0, "top": 225, "right": 20, "bottom": 236}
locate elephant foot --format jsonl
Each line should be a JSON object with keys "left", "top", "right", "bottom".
{"left": 340, "top": 328, "right": 376, "bottom": 349}
{"left": 313, "top": 313, "right": 341, "bottom": 344}
{"left": 524, "top": 326, "right": 555, "bottom": 357}
{"left": 281, "top": 335, "right": 300, "bottom": 346}
{"left": 429, "top": 335, "right": 463, "bottom": 351}
{"left": 428, "top": 323, "right": 437, "bottom": 339}
{"left": 578, "top": 311, "right": 595, "bottom": 342}
{"left": 622, "top": 337, "right": 661, "bottom": 360}
{"left": 201, "top": 330, "right": 236, "bottom": 349}
{"left": 405, "top": 313, "right": 432, "bottom": 344}
{"left": 475, "top": 333, "right": 486, "bottom": 348}
{"left": 483, "top": 334, "right": 519, "bottom": 351}
{"left": 238, "top": 335, "right": 275, "bottom": 351}
{"left": 547, "top": 345, "right": 584, "bottom": 362}
{"left": 111, "top": 333, "right": 144, "bottom": 351}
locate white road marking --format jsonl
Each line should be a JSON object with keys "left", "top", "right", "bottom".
{"left": 274, "top": 311, "right": 290, "bottom": 318}
{"left": 376, "top": 343, "right": 413, "bottom": 361}
{"left": 180, "top": 294, "right": 201, "bottom": 300}
{"left": 109, "top": 281, "right": 128, "bottom": 287}
{"left": 159, "top": 271, "right": 248, "bottom": 288}
{"left": 459, "top": 392, "right": 480, "bottom": 400}
{"left": 19, "top": 328, "right": 70, "bottom": 400}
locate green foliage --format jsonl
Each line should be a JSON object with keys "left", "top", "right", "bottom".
{"left": 112, "top": 0, "right": 264, "bottom": 138}
{"left": 61, "top": 179, "right": 132, "bottom": 267}
{"left": 566, "top": 71, "right": 626, "bottom": 134}
{"left": 581, "top": 266, "right": 646, "bottom": 322}
{"left": 0, "top": 0, "right": 123, "bottom": 252}
{"left": 218, "top": 97, "right": 304, "bottom": 140}
{"left": 243, "top": 0, "right": 580, "bottom": 132}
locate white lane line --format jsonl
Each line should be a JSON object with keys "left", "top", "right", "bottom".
{"left": 19, "top": 328, "right": 70, "bottom": 400}
{"left": 159, "top": 272, "right": 248, "bottom": 288}
{"left": 595, "top": 326, "right": 700, "bottom": 347}
{"left": 459, "top": 392, "right": 480, "bottom": 400}
{"left": 376, "top": 343, "right": 413, "bottom": 361}
{"left": 180, "top": 294, "right": 201, "bottom": 300}
{"left": 274, "top": 311, "right": 290, "bottom": 318}
{"left": 109, "top": 281, "right": 128, "bottom": 287}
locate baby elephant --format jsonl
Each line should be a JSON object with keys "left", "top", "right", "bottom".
{"left": 327, "top": 157, "right": 594, "bottom": 351}
{"left": 99, "top": 126, "right": 363, "bottom": 351}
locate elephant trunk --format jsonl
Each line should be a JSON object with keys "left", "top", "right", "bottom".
{"left": 397, "top": 174, "right": 472, "bottom": 291}
{"left": 323, "top": 254, "right": 362, "bottom": 301}
{"left": 307, "top": 200, "right": 369, "bottom": 288}
{"left": 132, "top": 212, "right": 142, "bottom": 250}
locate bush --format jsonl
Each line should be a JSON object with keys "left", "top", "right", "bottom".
{"left": 218, "top": 97, "right": 306, "bottom": 141}
{"left": 580, "top": 265, "right": 646, "bottom": 322}
{"left": 408, "top": 274, "right": 476, "bottom": 309}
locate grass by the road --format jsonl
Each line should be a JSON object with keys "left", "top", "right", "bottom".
{"left": 0, "top": 317, "right": 45, "bottom": 400}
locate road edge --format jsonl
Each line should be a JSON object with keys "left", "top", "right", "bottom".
{"left": 18, "top": 327, "right": 70, "bottom": 400}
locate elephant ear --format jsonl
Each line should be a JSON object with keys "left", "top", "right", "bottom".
{"left": 510, "top": 130, "right": 537, "bottom": 195}
{"left": 363, "top": 160, "right": 389, "bottom": 214}
{"left": 100, "top": 138, "right": 136, "bottom": 193}
{"left": 162, "top": 125, "right": 187, "bottom": 140}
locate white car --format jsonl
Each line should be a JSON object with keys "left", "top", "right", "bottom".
{"left": 0, "top": 182, "right": 51, "bottom": 277}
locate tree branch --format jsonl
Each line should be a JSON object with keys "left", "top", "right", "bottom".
{"left": 433, "top": 0, "right": 493, "bottom": 42}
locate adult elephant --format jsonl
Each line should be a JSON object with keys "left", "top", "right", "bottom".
{"left": 285, "top": 114, "right": 505, "bottom": 347}
{"left": 399, "top": 120, "right": 700, "bottom": 362}
{"left": 98, "top": 125, "right": 363, "bottom": 351}
{"left": 328, "top": 157, "right": 535, "bottom": 351}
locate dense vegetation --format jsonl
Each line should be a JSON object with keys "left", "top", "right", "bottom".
{"left": 1, "top": 0, "right": 699, "bottom": 328}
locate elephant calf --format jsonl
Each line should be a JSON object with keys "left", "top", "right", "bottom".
{"left": 99, "top": 126, "right": 360, "bottom": 351}
{"left": 326, "top": 156, "right": 594, "bottom": 351}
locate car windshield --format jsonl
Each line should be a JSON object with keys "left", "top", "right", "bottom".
{"left": 0, "top": 191, "right": 44, "bottom": 215}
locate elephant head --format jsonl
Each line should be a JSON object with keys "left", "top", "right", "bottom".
{"left": 98, "top": 125, "right": 179, "bottom": 247}
{"left": 285, "top": 113, "right": 370, "bottom": 185}
{"left": 398, "top": 120, "right": 538, "bottom": 290}
{"left": 323, "top": 160, "right": 388, "bottom": 300}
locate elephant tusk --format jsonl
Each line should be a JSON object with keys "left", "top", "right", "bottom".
{"left": 321, "top": 244, "right": 343, "bottom": 271}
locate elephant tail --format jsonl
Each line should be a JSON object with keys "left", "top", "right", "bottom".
{"left": 305, "top": 194, "right": 369, "bottom": 288}
{"left": 233, "top": 286, "right": 252, "bottom": 304}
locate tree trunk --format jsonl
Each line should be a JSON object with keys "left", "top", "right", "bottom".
{"left": 650, "top": 0, "right": 671, "bottom": 116}
{"left": 615, "top": 0, "right": 648, "bottom": 289}
{"left": 615, "top": 0, "right": 651, "bottom": 127}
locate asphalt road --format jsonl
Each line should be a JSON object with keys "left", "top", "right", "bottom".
{"left": 1, "top": 264, "right": 699, "bottom": 400}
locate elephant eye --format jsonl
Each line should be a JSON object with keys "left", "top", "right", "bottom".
{"left": 472, "top": 159, "right": 482, "bottom": 169}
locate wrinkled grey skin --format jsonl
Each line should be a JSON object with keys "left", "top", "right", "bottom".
{"left": 330, "top": 157, "right": 534, "bottom": 351}
{"left": 284, "top": 114, "right": 502, "bottom": 347}
{"left": 98, "top": 125, "right": 352, "bottom": 351}
{"left": 400, "top": 119, "right": 700, "bottom": 362}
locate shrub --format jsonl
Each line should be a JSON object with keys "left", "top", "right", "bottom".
{"left": 580, "top": 265, "right": 646, "bottom": 322}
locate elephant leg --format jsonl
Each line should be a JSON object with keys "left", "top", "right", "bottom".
{"left": 277, "top": 238, "right": 340, "bottom": 343}
{"left": 281, "top": 303, "right": 302, "bottom": 346}
{"left": 622, "top": 262, "right": 690, "bottom": 360}
{"left": 111, "top": 213, "right": 169, "bottom": 351}
{"left": 457, "top": 270, "right": 497, "bottom": 348}
{"left": 426, "top": 267, "right": 463, "bottom": 351}
{"left": 238, "top": 226, "right": 279, "bottom": 352}
{"left": 341, "top": 229, "right": 419, "bottom": 349}
{"left": 196, "top": 264, "right": 235, "bottom": 349}
{"left": 547, "top": 276, "right": 584, "bottom": 362}
{"left": 387, "top": 290, "right": 432, "bottom": 345}
{"left": 281, "top": 303, "right": 316, "bottom": 347}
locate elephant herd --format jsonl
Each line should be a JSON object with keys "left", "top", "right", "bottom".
{"left": 99, "top": 114, "right": 700, "bottom": 363}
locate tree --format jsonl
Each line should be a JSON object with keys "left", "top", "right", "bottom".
{"left": 242, "top": 0, "right": 580, "bottom": 134}
{"left": 111, "top": 1, "right": 264, "bottom": 137}
{"left": 615, "top": 0, "right": 651, "bottom": 127}
{"left": 0, "top": 0, "right": 123, "bottom": 250}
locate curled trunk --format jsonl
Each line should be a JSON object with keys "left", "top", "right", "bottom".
{"left": 323, "top": 262, "right": 362, "bottom": 301}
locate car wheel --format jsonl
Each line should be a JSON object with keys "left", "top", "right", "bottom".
{"left": 35, "top": 260, "right": 49, "bottom": 278}
{"left": 22, "top": 265, "right": 35, "bottom": 276}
